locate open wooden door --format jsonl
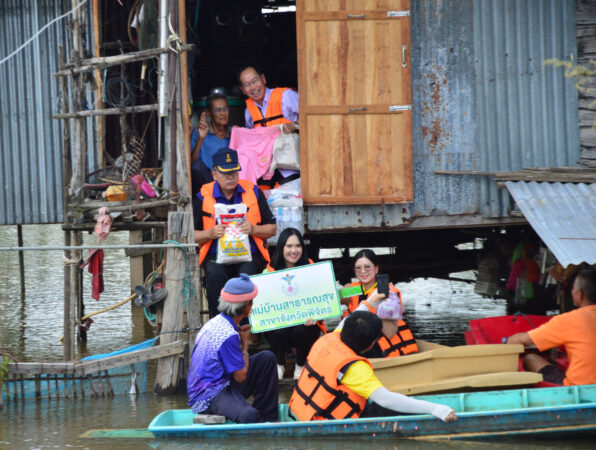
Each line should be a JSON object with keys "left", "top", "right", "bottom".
{"left": 297, "top": 0, "right": 412, "bottom": 205}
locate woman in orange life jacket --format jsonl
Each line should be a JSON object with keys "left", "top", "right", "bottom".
{"left": 342, "top": 249, "right": 388, "bottom": 316}
{"left": 342, "top": 249, "right": 418, "bottom": 357}
{"left": 263, "top": 227, "right": 324, "bottom": 380}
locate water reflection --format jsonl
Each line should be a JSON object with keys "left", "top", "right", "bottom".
{"left": 0, "top": 225, "right": 592, "bottom": 449}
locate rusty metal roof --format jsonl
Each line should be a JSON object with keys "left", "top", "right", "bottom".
{"left": 505, "top": 181, "right": 596, "bottom": 267}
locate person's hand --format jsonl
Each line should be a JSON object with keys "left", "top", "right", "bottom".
{"left": 239, "top": 324, "right": 252, "bottom": 351}
{"left": 444, "top": 411, "right": 457, "bottom": 423}
{"left": 197, "top": 112, "right": 209, "bottom": 139}
{"left": 304, "top": 319, "right": 316, "bottom": 326}
{"left": 282, "top": 122, "right": 298, "bottom": 134}
{"left": 368, "top": 292, "right": 386, "bottom": 306}
{"left": 239, "top": 221, "right": 253, "bottom": 235}
{"left": 210, "top": 224, "right": 226, "bottom": 239}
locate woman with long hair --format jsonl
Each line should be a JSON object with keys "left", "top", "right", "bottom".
{"left": 264, "top": 228, "right": 325, "bottom": 379}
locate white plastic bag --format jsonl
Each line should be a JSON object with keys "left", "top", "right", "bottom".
{"left": 270, "top": 126, "right": 300, "bottom": 172}
{"left": 214, "top": 203, "right": 252, "bottom": 264}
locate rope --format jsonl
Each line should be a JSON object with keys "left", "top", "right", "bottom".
{"left": 0, "top": 0, "right": 89, "bottom": 66}
{"left": 159, "top": 326, "right": 203, "bottom": 335}
{"left": 62, "top": 255, "right": 80, "bottom": 266}
{"left": 58, "top": 293, "right": 137, "bottom": 343}
{"left": 167, "top": 15, "right": 183, "bottom": 53}
{"left": 163, "top": 239, "right": 194, "bottom": 308}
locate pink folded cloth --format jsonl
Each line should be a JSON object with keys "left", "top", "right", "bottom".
{"left": 230, "top": 127, "right": 281, "bottom": 184}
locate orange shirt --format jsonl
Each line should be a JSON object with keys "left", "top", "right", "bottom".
{"left": 528, "top": 304, "right": 596, "bottom": 386}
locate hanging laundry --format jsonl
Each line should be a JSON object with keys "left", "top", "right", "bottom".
{"left": 87, "top": 249, "right": 104, "bottom": 301}
{"left": 229, "top": 126, "right": 281, "bottom": 184}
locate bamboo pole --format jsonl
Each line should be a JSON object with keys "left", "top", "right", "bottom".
{"left": 52, "top": 103, "right": 158, "bottom": 119}
{"left": 17, "top": 225, "right": 25, "bottom": 301}
{"left": 53, "top": 45, "right": 194, "bottom": 76}
{"left": 91, "top": 0, "right": 105, "bottom": 169}
{"left": 59, "top": 45, "right": 74, "bottom": 362}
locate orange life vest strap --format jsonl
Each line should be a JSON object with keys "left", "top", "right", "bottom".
{"left": 246, "top": 88, "right": 292, "bottom": 128}
{"left": 292, "top": 360, "right": 363, "bottom": 420}
{"left": 378, "top": 321, "right": 418, "bottom": 357}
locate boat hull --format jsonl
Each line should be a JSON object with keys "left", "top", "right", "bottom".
{"left": 148, "top": 385, "right": 596, "bottom": 439}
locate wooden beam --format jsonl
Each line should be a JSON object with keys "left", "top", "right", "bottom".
{"left": 62, "top": 221, "right": 166, "bottom": 231}
{"left": 72, "top": 198, "right": 172, "bottom": 212}
{"left": 435, "top": 170, "right": 497, "bottom": 176}
{"left": 54, "top": 44, "right": 194, "bottom": 77}
{"left": 8, "top": 362, "right": 76, "bottom": 375}
{"left": 53, "top": 103, "right": 158, "bottom": 119}
{"left": 155, "top": 213, "right": 194, "bottom": 394}
{"left": 76, "top": 340, "right": 186, "bottom": 376}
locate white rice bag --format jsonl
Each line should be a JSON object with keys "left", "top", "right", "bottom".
{"left": 214, "top": 203, "right": 252, "bottom": 264}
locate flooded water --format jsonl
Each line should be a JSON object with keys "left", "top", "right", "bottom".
{"left": 0, "top": 225, "right": 592, "bottom": 448}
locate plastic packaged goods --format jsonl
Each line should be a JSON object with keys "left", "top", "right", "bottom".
{"left": 214, "top": 203, "right": 252, "bottom": 264}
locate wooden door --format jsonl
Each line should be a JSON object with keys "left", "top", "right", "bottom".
{"left": 297, "top": 0, "right": 412, "bottom": 204}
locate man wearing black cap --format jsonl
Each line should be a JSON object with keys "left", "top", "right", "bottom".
{"left": 193, "top": 147, "right": 276, "bottom": 317}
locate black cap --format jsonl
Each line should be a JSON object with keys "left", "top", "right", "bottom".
{"left": 212, "top": 147, "right": 241, "bottom": 173}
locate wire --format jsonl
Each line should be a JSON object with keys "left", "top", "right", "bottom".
{"left": 0, "top": 0, "right": 89, "bottom": 66}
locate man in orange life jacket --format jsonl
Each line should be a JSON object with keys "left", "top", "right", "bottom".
{"left": 238, "top": 65, "right": 299, "bottom": 133}
{"left": 193, "top": 147, "right": 276, "bottom": 317}
{"left": 289, "top": 311, "right": 457, "bottom": 422}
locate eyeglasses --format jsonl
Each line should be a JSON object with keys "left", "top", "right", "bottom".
{"left": 354, "top": 265, "right": 374, "bottom": 272}
{"left": 213, "top": 106, "right": 229, "bottom": 113}
{"left": 241, "top": 77, "right": 261, "bottom": 89}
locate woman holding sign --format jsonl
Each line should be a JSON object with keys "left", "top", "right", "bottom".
{"left": 264, "top": 228, "right": 325, "bottom": 380}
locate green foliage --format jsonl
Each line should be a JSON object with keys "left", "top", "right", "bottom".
{"left": 545, "top": 56, "right": 596, "bottom": 127}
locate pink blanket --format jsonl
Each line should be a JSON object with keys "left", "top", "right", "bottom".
{"left": 230, "top": 126, "right": 281, "bottom": 184}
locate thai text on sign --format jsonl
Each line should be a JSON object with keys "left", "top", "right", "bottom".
{"left": 249, "top": 261, "right": 341, "bottom": 333}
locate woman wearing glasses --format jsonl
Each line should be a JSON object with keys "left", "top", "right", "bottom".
{"left": 343, "top": 249, "right": 418, "bottom": 357}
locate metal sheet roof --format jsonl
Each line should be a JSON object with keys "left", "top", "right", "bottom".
{"left": 505, "top": 181, "right": 596, "bottom": 267}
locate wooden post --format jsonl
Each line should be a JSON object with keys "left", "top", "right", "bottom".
{"left": 177, "top": 0, "right": 202, "bottom": 345}
{"left": 154, "top": 212, "right": 194, "bottom": 394}
{"left": 154, "top": 0, "right": 201, "bottom": 393}
{"left": 91, "top": 0, "right": 105, "bottom": 169}
{"left": 59, "top": 46, "right": 73, "bottom": 362}
{"left": 129, "top": 231, "right": 145, "bottom": 291}
{"left": 17, "top": 225, "right": 25, "bottom": 301}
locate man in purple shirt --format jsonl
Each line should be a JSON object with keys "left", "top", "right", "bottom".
{"left": 238, "top": 65, "right": 299, "bottom": 133}
{"left": 187, "top": 274, "right": 278, "bottom": 423}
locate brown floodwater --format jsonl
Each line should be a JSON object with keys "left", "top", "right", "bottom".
{"left": 0, "top": 225, "right": 593, "bottom": 448}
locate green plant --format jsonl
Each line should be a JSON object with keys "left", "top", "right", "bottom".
{"left": 545, "top": 56, "right": 596, "bottom": 126}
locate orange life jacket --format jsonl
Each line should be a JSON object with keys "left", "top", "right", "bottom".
{"left": 289, "top": 332, "right": 370, "bottom": 421}
{"left": 198, "top": 180, "right": 270, "bottom": 265}
{"left": 377, "top": 321, "right": 418, "bottom": 357}
{"left": 265, "top": 259, "right": 326, "bottom": 333}
{"left": 246, "top": 88, "right": 293, "bottom": 127}
{"left": 347, "top": 287, "right": 417, "bottom": 358}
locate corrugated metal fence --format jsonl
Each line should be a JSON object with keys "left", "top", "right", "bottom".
{"left": 0, "top": 0, "right": 95, "bottom": 225}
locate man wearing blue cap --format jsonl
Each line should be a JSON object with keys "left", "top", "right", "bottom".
{"left": 193, "top": 147, "right": 276, "bottom": 317}
{"left": 187, "top": 274, "right": 279, "bottom": 423}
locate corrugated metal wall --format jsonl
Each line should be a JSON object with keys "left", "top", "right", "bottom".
{"left": 473, "top": 0, "right": 580, "bottom": 217}
{"left": 0, "top": 0, "right": 95, "bottom": 225}
{"left": 308, "top": 0, "right": 580, "bottom": 230}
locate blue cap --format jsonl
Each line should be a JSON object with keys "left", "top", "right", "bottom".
{"left": 212, "top": 147, "right": 241, "bottom": 173}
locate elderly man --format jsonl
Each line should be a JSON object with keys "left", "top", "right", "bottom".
{"left": 190, "top": 93, "right": 231, "bottom": 195}
{"left": 505, "top": 268, "right": 596, "bottom": 385}
{"left": 187, "top": 274, "right": 278, "bottom": 423}
{"left": 289, "top": 311, "right": 457, "bottom": 423}
{"left": 193, "top": 147, "right": 276, "bottom": 317}
{"left": 238, "top": 65, "right": 299, "bottom": 134}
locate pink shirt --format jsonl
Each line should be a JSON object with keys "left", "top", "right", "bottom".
{"left": 229, "top": 127, "right": 281, "bottom": 184}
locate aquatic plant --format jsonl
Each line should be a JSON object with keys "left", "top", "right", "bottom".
{"left": 0, "top": 347, "right": 18, "bottom": 410}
